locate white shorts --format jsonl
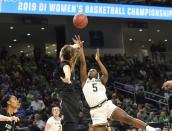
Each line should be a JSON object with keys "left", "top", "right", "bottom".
{"left": 90, "top": 100, "right": 117, "bottom": 126}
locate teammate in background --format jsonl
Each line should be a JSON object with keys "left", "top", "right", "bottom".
{"left": 45, "top": 106, "right": 62, "bottom": 131}
{"left": 0, "top": 95, "right": 20, "bottom": 130}
{"left": 162, "top": 80, "right": 172, "bottom": 90}
{"left": 55, "top": 38, "right": 81, "bottom": 131}
{"left": 76, "top": 35, "right": 161, "bottom": 131}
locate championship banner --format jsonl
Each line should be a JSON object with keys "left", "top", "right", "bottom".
{"left": 0, "top": 0, "right": 172, "bottom": 20}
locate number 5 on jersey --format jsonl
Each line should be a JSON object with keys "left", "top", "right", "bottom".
{"left": 92, "top": 83, "right": 98, "bottom": 92}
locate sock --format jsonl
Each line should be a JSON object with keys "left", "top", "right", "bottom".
{"left": 146, "top": 125, "right": 156, "bottom": 131}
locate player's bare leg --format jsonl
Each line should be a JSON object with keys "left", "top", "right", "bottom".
{"left": 111, "top": 107, "right": 160, "bottom": 131}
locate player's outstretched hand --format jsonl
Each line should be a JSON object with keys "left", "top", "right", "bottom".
{"left": 162, "top": 80, "right": 172, "bottom": 90}
{"left": 95, "top": 48, "right": 100, "bottom": 61}
{"left": 72, "top": 35, "right": 84, "bottom": 48}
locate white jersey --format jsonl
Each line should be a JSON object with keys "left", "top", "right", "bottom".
{"left": 82, "top": 78, "right": 108, "bottom": 107}
{"left": 46, "top": 116, "right": 62, "bottom": 131}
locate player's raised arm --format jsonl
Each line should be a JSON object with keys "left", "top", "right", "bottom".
{"left": 79, "top": 44, "right": 87, "bottom": 86}
{"left": 162, "top": 80, "right": 172, "bottom": 90}
{"left": 73, "top": 35, "right": 87, "bottom": 86}
{"left": 95, "top": 48, "right": 108, "bottom": 85}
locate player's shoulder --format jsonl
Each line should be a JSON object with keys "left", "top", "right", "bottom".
{"left": 47, "top": 116, "right": 54, "bottom": 123}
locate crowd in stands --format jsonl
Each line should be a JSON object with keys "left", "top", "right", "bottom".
{"left": 0, "top": 48, "right": 171, "bottom": 130}
{"left": 85, "top": 53, "right": 170, "bottom": 95}
{"left": 149, "top": 41, "right": 167, "bottom": 64}
{"left": 110, "top": 91, "right": 172, "bottom": 130}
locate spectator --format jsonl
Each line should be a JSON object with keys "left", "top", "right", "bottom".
{"left": 159, "top": 110, "right": 170, "bottom": 123}
{"left": 33, "top": 113, "right": 45, "bottom": 130}
{"left": 30, "top": 95, "right": 45, "bottom": 112}
{"left": 158, "top": 40, "right": 166, "bottom": 63}
{"left": 26, "top": 90, "right": 34, "bottom": 104}
{"left": 141, "top": 45, "right": 149, "bottom": 61}
{"left": 150, "top": 42, "right": 158, "bottom": 63}
{"left": 147, "top": 112, "right": 155, "bottom": 122}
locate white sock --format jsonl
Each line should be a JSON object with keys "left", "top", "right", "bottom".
{"left": 146, "top": 125, "right": 156, "bottom": 131}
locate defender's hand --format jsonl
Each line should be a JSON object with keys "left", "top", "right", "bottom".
{"left": 72, "top": 35, "right": 84, "bottom": 48}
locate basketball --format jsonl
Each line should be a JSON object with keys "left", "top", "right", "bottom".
{"left": 73, "top": 13, "right": 88, "bottom": 29}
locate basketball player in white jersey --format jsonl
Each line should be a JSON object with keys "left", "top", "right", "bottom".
{"left": 45, "top": 106, "right": 62, "bottom": 131}
{"left": 75, "top": 35, "right": 161, "bottom": 131}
